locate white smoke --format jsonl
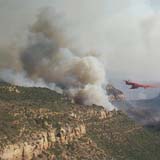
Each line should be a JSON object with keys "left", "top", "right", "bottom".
{"left": 1, "top": 0, "right": 160, "bottom": 111}
{"left": 0, "top": 69, "right": 63, "bottom": 93}
{"left": 1, "top": 0, "right": 160, "bottom": 81}
{"left": 0, "top": 9, "right": 115, "bottom": 110}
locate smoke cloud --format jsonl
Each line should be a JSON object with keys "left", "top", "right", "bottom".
{"left": 0, "top": 9, "right": 114, "bottom": 110}
{"left": 1, "top": 0, "right": 160, "bottom": 108}
{"left": 0, "top": 69, "right": 63, "bottom": 93}
{"left": 1, "top": 0, "right": 160, "bottom": 82}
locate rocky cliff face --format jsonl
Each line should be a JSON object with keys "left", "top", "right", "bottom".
{"left": 0, "top": 124, "right": 86, "bottom": 160}
{"left": 0, "top": 100, "right": 113, "bottom": 160}
{"left": 0, "top": 83, "right": 160, "bottom": 160}
{"left": 106, "top": 84, "right": 125, "bottom": 101}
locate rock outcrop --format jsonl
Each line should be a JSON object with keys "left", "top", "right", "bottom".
{"left": 106, "top": 84, "right": 125, "bottom": 101}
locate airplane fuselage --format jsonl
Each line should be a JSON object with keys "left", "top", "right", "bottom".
{"left": 124, "top": 80, "right": 155, "bottom": 89}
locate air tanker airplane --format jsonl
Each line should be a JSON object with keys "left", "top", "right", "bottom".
{"left": 124, "top": 80, "right": 159, "bottom": 89}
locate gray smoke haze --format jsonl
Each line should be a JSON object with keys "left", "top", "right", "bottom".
{"left": 1, "top": 0, "right": 160, "bottom": 80}
{"left": 1, "top": 0, "right": 160, "bottom": 108}
{"left": 0, "top": 8, "right": 114, "bottom": 110}
{"left": 0, "top": 69, "right": 62, "bottom": 93}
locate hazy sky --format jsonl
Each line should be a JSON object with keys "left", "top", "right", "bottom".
{"left": 1, "top": 0, "right": 160, "bottom": 81}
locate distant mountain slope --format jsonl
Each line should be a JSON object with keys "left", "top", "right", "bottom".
{"left": 113, "top": 94, "right": 160, "bottom": 131}
{"left": 106, "top": 83, "right": 160, "bottom": 130}
{"left": 0, "top": 82, "right": 160, "bottom": 160}
{"left": 128, "top": 95, "right": 160, "bottom": 130}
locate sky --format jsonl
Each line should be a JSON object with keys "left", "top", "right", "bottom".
{"left": 0, "top": 0, "right": 160, "bottom": 82}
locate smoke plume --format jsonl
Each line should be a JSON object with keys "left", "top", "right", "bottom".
{"left": 0, "top": 9, "right": 114, "bottom": 110}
